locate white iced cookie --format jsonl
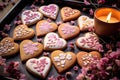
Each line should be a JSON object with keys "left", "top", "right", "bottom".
{"left": 26, "top": 57, "right": 51, "bottom": 79}
{"left": 21, "top": 10, "right": 43, "bottom": 26}
{"left": 44, "top": 32, "right": 67, "bottom": 51}
{"left": 39, "top": 4, "right": 59, "bottom": 20}
{"left": 78, "top": 15, "right": 94, "bottom": 31}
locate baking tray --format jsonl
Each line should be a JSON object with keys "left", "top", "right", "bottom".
{"left": 0, "top": 0, "right": 119, "bottom": 80}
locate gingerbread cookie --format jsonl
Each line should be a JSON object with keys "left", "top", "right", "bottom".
{"left": 13, "top": 25, "right": 35, "bottom": 41}
{"left": 61, "top": 7, "right": 80, "bottom": 22}
{"left": 36, "top": 20, "right": 58, "bottom": 37}
{"left": 26, "top": 56, "right": 51, "bottom": 79}
{"left": 77, "top": 51, "right": 101, "bottom": 67}
{"left": 44, "top": 32, "right": 67, "bottom": 51}
{"left": 76, "top": 32, "right": 103, "bottom": 52}
{"left": 20, "top": 40, "right": 43, "bottom": 61}
{"left": 78, "top": 15, "right": 94, "bottom": 31}
{"left": 39, "top": 4, "right": 59, "bottom": 20}
{"left": 51, "top": 50, "right": 76, "bottom": 73}
{"left": 0, "top": 37, "right": 19, "bottom": 57}
{"left": 58, "top": 23, "right": 80, "bottom": 40}
{"left": 21, "top": 10, "right": 43, "bottom": 26}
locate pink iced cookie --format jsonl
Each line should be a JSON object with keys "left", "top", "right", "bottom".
{"left": 26, "top": 57, "right": 51, "bottom": 79}
{"left": 76, "top": 32, "right": 103, "bottom": 52}
{"left": 39, "top": 4, "right": 59, "bottom": 20}
{"left": 44, "top": 32, "right": 67, "bottom": 51}
{"left": 20, "top": 40, "right": 43, "bottom": 61}
{"left": 21, "top": 10, "right": 43, "bottom": 26}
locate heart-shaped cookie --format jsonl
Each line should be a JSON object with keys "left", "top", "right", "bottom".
{"left": 76, "top": 32, "right": 103, "bottom": 52}
{"left": 13, "top": 25, "right": 35, "bottom": 41}
{"left": 44, "top": 32, "right": 67, "bottom": 51}
{"left": 20, "top": 40, "right": 43, "bottom": 61}
{"left": 51, "top": 50, "right": 76, "bottom": 73}
{"left": 77, "top": 51, "right": 101, "bottom": 67}
{"left": 61, "top": 7, "right": 80, "bottom": 22}
{"left": 36, "top": 20, "right": 58, "bottom": 37}
{"left": 0, "top": 37, "right": 19, "bottom": 57}
{"left": 26, "top": 56, "right": 51, "bottom": 79}
{"left": 78, "top": 15, "right": 94, "bottom": 31}
{"left": 39, "top": 4, "right": 59, "bottom": 20}
{"left": 21, "top": 10, "right": 43, "bottom": 26}
{"left": 58, "top": 23, "right": 80, "bottom": 40}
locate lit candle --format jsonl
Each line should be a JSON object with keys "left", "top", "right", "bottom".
{"left": 98, "top": 12, "right": 119, "bottom": 23}
{"left": 94, "top": 8, "right": 120, "bottom": 36}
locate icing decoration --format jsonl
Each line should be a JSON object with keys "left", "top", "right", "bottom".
{"left": 39, "top": 4, "right": 58, "bottom": 19}
{"left": 31, "top": 58, "right": 48, "bottom": 74}
{"left": 78, "top": 15, "right": 94, "bottom": 31}
{"left": 77, "top": 32, "right": 103, "bottom": 52}
{"left": 63, "top": 7, "right": 78, "bottom": 17}
{"left": 21, "top": 10, "right": 42, "bottom": 25}
{"left": 0, "top": 39, "right": 14, "bottom": 54}
{"left": 39, "top": 22, "right": 53, "bottom": 33}
{"left": 53, "top": 53, "right": 72, "bottom": 68}
{"left": 14, "top": 25, "right": 32, "bottom": 38}
{"left": 26, "top": 57, "right": 51, "bottom": 78}
{"left": 61, "top": 24, "right": 75, "bottom": 35}
{"left": 44, "top": 32, "right": 67, "bottom": 50}
{"left": 82, "top": 54, "right": 99, "bottom": 66}
{"left": 23, "top": 42, "right": 38, "bottom": 55}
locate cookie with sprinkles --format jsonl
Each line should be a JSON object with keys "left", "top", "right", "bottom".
{"left": 76, "top": 32, "right": 103, "bottom": 52}
{"left": 78, "top": 15, "right": 94, "bottom": 31}
{"left": 0, "top": 37, "right": 19, "bottom": 57}
{"left": 51, "top": 50, "right": 76, "bottom": 73}
{"left": 13, "top": 25, "right": 35, "bottom": 41}
{"left": 44, "top": 32, "right": 67, "bottom": 51}
{"left": 58, "top": 23, "right": 80, "bottom": 40}
{"left": 21, "top": 10, "right": 43, "bottom": 26}
{"left": 61, "top": 7, "right": 81, "bottom": 22}
{"left": 39, "top": 4, "right": 59, "bottom": 20}
{"left": 77, "top": 51, "right": 101, "bottom": 67}
{"left": 26, "top": 56, "right": 52, "bottom": 78}
{"left": 20, "top": 40, "right": 43, "bottom": 61}
{"left": 36, "top": 20, "right": 58, "bottom": 37}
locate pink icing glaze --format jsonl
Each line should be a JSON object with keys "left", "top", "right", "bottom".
{"left": 61, "top": 24, "right": 75, "bottom": 35}
{"left": 23, "top": 42, "right": 38, "bottom": 55}
{"left": 79, "top": 34, "right": 103, "bottom": 51}
{"left": 23, "top": 11, "right": 40, "bottom": 23}
{"left": 42, "top": 5, "right": 57, "bottom": 17}
{"left": 32, "top": 58, "right": 48, "bottom": 74}
{"left": 46, "top": 34, "right": 64, "bottom": 47}
{"left": 39, "top": 22, "right": 53, "bottom": 32}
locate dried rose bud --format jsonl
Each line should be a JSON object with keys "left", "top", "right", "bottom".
{"left": 56, "top": 21, "right": 62, "bottom": 25}
{"left": 70, "top": 21, "right": 75, "bottom": 25}
{"left": 66, "top": 72, "right": 72, "bottom": 77}
{"left": 73, "top": 66, "right": 79, "bottom": 71}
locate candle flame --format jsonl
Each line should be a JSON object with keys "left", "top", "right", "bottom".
{"left": 106, "top": 12, "right": 112, "bottom": 22}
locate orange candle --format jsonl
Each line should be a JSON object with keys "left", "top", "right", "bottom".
{"left": 94, "top": 8, "right": 120, "bottom": 36}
